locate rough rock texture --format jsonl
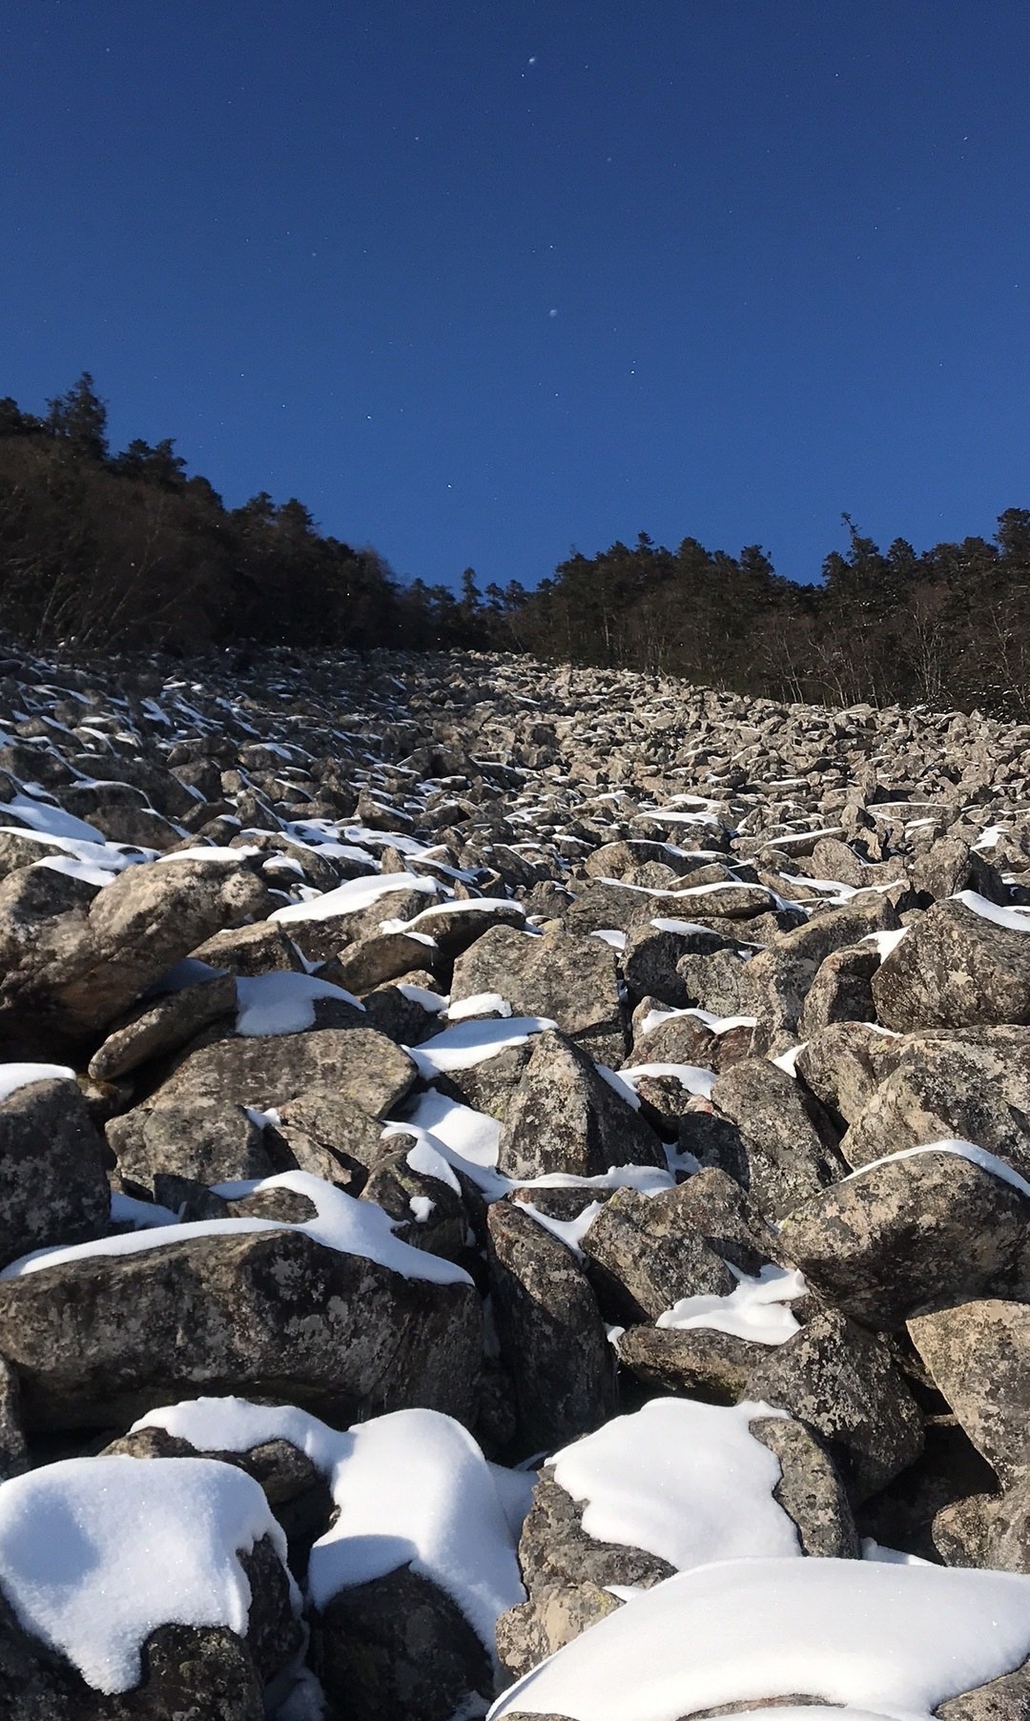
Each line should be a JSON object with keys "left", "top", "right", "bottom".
{"left": 451, "top": 923, "right": 626, "bottom": 1064}
{"left": 908, "top": 1300, "right": 1030, "bottom": 1485}
{"left": 874, "top": 897, "right": 1030, "bottom": 1030}
{"left": 710, "top": 1057, "right": 847, "bottom": 1218}
{"left": 0, "top": 1228, "right": 481, "bottom": 1431}
{"left": 744, "top": 1309, "right": 924, "bottom": 1503}
{"left": 497, "top": 1029, "right": 665, "bottom": 1181}
{"left": 0, "top": 1077, "right": 111, "bottom": 1270}
{"left": 315, "top": 1566, "right": 493, "bottom": 1721}
{"left": 778, "top": 1149, "right": 1030, "bottom": 1329}
{"left": 580, "top": 1184, "right": 735, "bottom": 1322}
{"left": 487, "top": 1202, "right": 616, "bottom": 1453}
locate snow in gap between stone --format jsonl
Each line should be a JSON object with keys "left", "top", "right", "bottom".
{"left": 129, "top": 1401, "right": 525, "bottom": 1650}
{"left": 617, "top": 1063, "right": 719, "bottom": 1101}
{"left": 234, "top": 971, "right": 364, "bottom": 1035}
{"left": 951, "top": 888, "right": 1030, "bottom": 931}
{"left": 445, "top": 992, "right": 513, "bottom": 1022}
{"left": 550, "top": 1398, "right": 798, "bottom": 1572}
{"left": 657, "top": 1264, "right": 807, "bottom": 1345}
{"left": 4, "top": 794, "right": 105, "bottom": 844}
{"left": 489, "top": 1557, "right": 1030, "bottom": 1721}
{"left": 269, "top": 870, "right": 440, "bottom": 924}
{"left": 404, "top": 1016, "right": 556, "bottom": 1076}
{"left": 0, "top": 1456, "right": 295, "bottom": 1695}
{"left": 0, "top": 1169, "right": 471, "bottom": 1285}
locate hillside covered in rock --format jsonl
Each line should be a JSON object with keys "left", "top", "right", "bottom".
{"left": 3, "top": 642, "right": 1030, "bottom": 1717}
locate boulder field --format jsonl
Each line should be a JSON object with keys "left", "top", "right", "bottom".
{"left": 3, "top": 642, "right": 1030, "bottom": 1717}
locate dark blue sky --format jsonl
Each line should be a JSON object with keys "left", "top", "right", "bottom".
{"left": 2, "top": 2, "right": 1029, "bottom": 592}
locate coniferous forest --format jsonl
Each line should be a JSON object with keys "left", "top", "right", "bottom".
{"left": 4, "top": 374, "right": 1030, "bottom": 718}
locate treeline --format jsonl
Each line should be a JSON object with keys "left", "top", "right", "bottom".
{"left": 508, "top": 516, "right": 1030, "bottom": 718}
{"left": 3, "top": 375, "right": 1030, "bottom": 716}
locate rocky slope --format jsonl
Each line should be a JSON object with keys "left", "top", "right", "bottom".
{"left": 2, "top": 642, "right": 1030, "bottom": 1718}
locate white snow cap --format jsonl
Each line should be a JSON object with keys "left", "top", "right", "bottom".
{"left": 404, "top": 1015, "right": 556, "bottom": 1076}
{"left": 131, "top": 1400, "right": 525, "bottom": 1649}
{"left": 269, "top": 870, "right": 440, "bottom": 924}
{"left": 490, "top": 1558, "right": 1030, "bottom": 1721}
{"left": 234, "top": 971, "right": 364, "bottom": 1035}
{"left": 0, "top": 1455, "right": 295, "bottom": 1695}
{"left": 0, "top": 1062, "right": 76, "bottom": 1104}
{"left": 657, "top": 1264, "right": 807, "bottom": 1345}
{"left": 1, "top": 1169, "right": 471, "bottom": 1286}
{"left": 550, "top": 1399, "right": 799, "bottom": 1574}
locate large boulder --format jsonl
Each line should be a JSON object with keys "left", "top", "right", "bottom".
{"left": 450, "top": 924, "right": 626, "bottom": 1064}
{"left": 487, "top": 1202, "right": 616, "bottom": 1454}
{"left": 778, "top": 1147, "right": 1030, "bottom": 1329}
{"left": 0, "top": 1222, "right": 481, "bottom": 1432}
{"left": 579, "top": 1186, "right": 735, "bottom": 1323}
{"left": 0, "top": 1076, "right": 110, "bottom": 1271}
{"left": 107, "top": 1027, "right": 415, "bottom": 1189}
{"left": 497, "top": 1030, "right": 665, "bottom": 1182}
{"left": 744, "top": 1308, "right": 924, "bottom": 1503}
{"left": 840, "top": 1030, "right": 1030, "bottom": 1178}
{"left": 710, "top": 1057, "right": 847, "bottom": 1219}
{"left": 908, "top": 1299, "right": 1030, "bottom": 1486}
{"left": 873, "top": 895, "right": 1030, "bottom": 1030}
{"left": 0, "top": 855, "right": 270, "bottom": 1038}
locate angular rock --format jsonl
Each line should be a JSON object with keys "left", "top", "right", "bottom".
{"left": 710, "top": 1057, "right": 847, "bottom": 1220}
{"left": 0, "top": 1077, "right": 110, "bottom": 1271}
{"left": 190, "top": 920, "right": 306, "bottom": 975}
{"left": 908, "top": 1299, "right": 1030, "bottom": 1486}
{"left": 797, "top": 943, "right": 880, "bottom": 1037}
{"left": 615, "top": 1324, "right": 759, "bottom": 1403}
{"left": 873, "top": 896, "right": 1030, "bottom": 1031}
{"left": 744, "top": 1308, "right": 924, "bottom": 1503}
{"left": 87, "top": 972, "right": 238, "bottom": 1082}
{"left": 498, "top": 1030, "right": 665, "bottom": 1181}
{"left": 794, "top": 1021, "right": 906, "bottom": 1129}
{"left": 580, "top": 1185, "right": 735, "bottom": 1323}
{"left": 495, "top": 1583, "right": 621, "bottom": 1684}
{"left": 779, "top": 1148, "right": 1030, "bottom": 1329}
{"left": 841, "top": 1031, "right": 1030, "bottom": 1179}
{"left": 516, "top": 1471, "right": 675, "bottom": 1597}
{"left": 315, "top": 1565, "right": 492, "bottom": 1721}
{"left": 451, "top": 924, "right": 626, "bottom": 1064}
{"left": 0, "top": 855, "right": 270, "bottom": 1037}
{"left": 109, "top": 1028, "right": 415, "bottom": 1189}
{"left": 748, "top": 1414, "right": 860, "bottom": 1558}
{"left": 0, "top": 1226, "right": 481, "bottom": 1431}
{"left": 487, "top": 1202, "right": 616, "bottom": 1453}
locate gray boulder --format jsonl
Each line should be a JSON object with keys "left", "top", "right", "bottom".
{"left": 451, "top": 923, "right": 626, "bottom": 1064}
{"left": 0, "top": 855, "right": 270, "bottom": 1037}
{"left": 0, "top": 1226, "right": 481, "bottom": 1432}
{"left": 744, "top": 1308, "right": 924, "bottom": 1503}
{"left": 908, "top": 1299, "right": 1030, "bottom": 1486}
{"left": 487, "top": 1201, "right": 616, "bottom": 1453}
{"left": 580, "top": 1185, "right": 735, "bottom": 1323}
{"left": 710, "top": 1057, "right": 847, "bottom": 1220}
{"left": 779, "top": 1148, "right": 1030, "bottom": 1329}
{"left": 498, "top": 1030, "right": 665, "bottom": 1181}
{"left": 841, "top": 1030, "right": 1030, "bottom": 1179}
{"left": 315, "top": 1565, "right": 492, "bottom": 1721}
{"left": 0, "top": 1078, "right": 110, "bottom": 1270}
{"left": 873, "top": 896, "right": 1030, "bottom": 1030}
{"left": 108, "top": 1027, "right": 414, "bottom": 1189}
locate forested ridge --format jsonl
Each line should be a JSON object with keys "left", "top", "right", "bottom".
{"left": 4, "top": 373, "right": 1030, "bottom": 717}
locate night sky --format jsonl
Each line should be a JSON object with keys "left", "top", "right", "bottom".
{"left": 2, "top": 2, "right": 1029, "bottom": 591}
